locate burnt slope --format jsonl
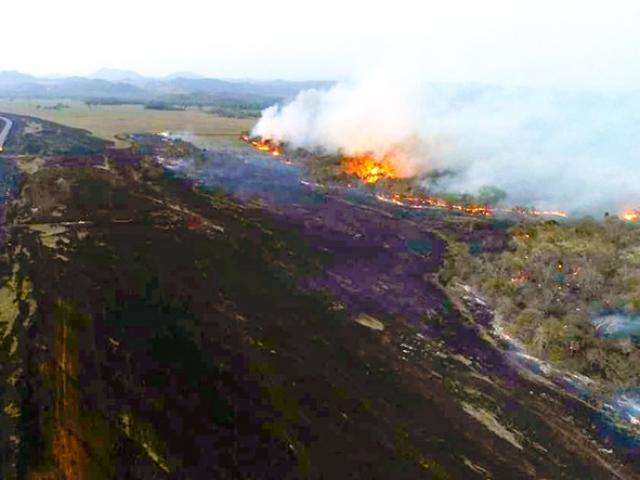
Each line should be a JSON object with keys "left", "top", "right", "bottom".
{"left": 0, "top": 152, "right": 637, "bottom": 479}
{"left": 0, "top": 112, "right": 110, "bottom": 156}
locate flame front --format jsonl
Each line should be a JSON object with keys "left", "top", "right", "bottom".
{"left": 376, "top": 193, "right": 492, "bottom": 216}
{"left": 375, "top": 193, "right": 567, "bottom": 219}
{"left": 241, "top": 135, "right": 283, "bottom": 157}
{"left": 623, "top": 209, "right": 640, "bottom": 222}
{"left": 242, "top": 135, "right": 568, "bottom": 219}
{"left": 342, "top": 154, "right": 397, "bottom": 184}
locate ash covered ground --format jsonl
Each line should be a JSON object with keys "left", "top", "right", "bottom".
{"left": 0, "top": 115, "right": 639, "bottom": 478}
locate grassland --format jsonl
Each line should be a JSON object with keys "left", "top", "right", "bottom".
{"left": 0, "top": 100, "right": 257, "bottom": 148}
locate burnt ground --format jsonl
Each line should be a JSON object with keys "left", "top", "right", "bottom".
{"left": 0, "top": 112, "right": 110, "bottom": 156}
{"left": 0, "top": 136, "right": 639, "bottom": 478}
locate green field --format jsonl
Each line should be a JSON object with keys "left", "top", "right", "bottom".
{"left": 0, "top": 100, "right": 257, "bottom": 148}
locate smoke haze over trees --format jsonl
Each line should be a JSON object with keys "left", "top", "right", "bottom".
{"left": 253, "top": 72, "right": 640, "bottom": 215}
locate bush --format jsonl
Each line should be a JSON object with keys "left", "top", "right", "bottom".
{"left": 448, "top": 215, "right": 640, "bottom": 389}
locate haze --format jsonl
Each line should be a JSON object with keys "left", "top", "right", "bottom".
{"left": 5, "top": 0, "right": 640, "bottom": 90}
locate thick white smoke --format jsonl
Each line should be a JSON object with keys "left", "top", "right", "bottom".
{"left": 252, "top": 73, "right": 640, "bottom": 215}
{"left": 252, "top": 75, "right": 441, "bottom": 177}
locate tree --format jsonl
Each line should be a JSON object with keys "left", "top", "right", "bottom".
{"left": 477, "top": 186, "right": 507, "bottom": 206}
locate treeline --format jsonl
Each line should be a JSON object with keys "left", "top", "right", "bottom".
{"left": 83, "top": 94, "right": 276, "bottom": 118}
{"left": 144, "top": 102, "right": 186, "bottom": 111}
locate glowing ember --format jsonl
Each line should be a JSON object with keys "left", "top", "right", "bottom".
{"left": 241, "top": 135, "right": 283, "bottom": 157}
{"left": 376, "top": 193, "right": 491, "bottom": 216}
{"left": 342, "top": 154, "right": 397, "bottom": 184}
{"left": 622, "top": 209, "right": 640, "bottom": 223}
{"left": 375, "top": 193, "right": 567, "bottom": 219}
{"left": 511, "top": 273, "right": 528, "bottom": 285}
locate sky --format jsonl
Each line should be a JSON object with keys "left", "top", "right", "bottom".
{"left": 4, "top": 0, "right": 640, "bottom": 89}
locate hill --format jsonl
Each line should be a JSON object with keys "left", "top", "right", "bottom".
{"left": 0, "top": 115, "right": 636, "bottom": 478}
{"left": 0, "top": 71, "right": 334, "bottom": 107}
{"left": 90, "top": 68, "right": 148, "bottom": 83}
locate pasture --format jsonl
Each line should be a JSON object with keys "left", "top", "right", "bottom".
{"left": 0, "top": 100, "right": 257, "bottom": 148}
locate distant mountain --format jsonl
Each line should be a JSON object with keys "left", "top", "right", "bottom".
{"left": 0, "top": 73, "right": 148, "bottom": 99}
{"left": 90, "top": 68, "right": 147, "bottom": 83}
{"left": 165, "top": 72, "right": 206, "bottom": 80}
{"left": 0, "top": 71, "right": 37, "bottom": 86}
{"left": 159, "top": 77, "right": 333, "bottom": 97}
{"left": 47, "top": 77, "right": 148, "bottom": 98}
{"left": 0, "top": 70, "right": 334, "bottom": 105}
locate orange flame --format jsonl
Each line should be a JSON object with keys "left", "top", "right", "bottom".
{"left": 375, "top": 193, "right": 567, "bottom": 219}
{"left": 243, "top": 136, "right": 569, "bottom": 219}
{"left": 623, "top": 209, "right": 640, "bottom": 222}
{"left": 376, "top": 193, "right": 492, "bottom": 216}
{"left": 241, "top": 135, "right": 283, "bottom": 157}
{"left": 342, "top": 154, "right": 397, "bottom": 184}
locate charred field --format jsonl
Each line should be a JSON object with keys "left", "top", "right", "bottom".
{"left": 0, "top": 114, "right": 639, "bottom": 478}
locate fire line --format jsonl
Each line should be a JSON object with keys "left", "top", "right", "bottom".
{"left": 243, "top": 135, "right": 568, "bottom": 219}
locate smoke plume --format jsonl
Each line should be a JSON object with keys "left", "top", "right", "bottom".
{"left": 252, "top": 72, "right": 640, "bottom": 215}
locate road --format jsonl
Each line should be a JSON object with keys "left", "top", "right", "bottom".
{"left": 0, "top": 116, "right": 13, "bottom": 152}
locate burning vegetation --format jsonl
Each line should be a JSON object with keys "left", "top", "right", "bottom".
{"left": 241, "top": 134, "right": 282, "bottom": 157}
{"left": 376, "top": 193, "right": 492, "bottom": 216}
{"left": 341, "top": 154, "right": 397, "bottom": 184}
{"left": 243, "top": 135, "right": 569, "bottom": 220}
{"left": 243, "top": 134, "right": 399, "bottom": 183}
{"left": 376, "top": 193, "right": 567, "bottom": 219}
{"left": 623, "top": 209, "right": 640, "bottom": 223}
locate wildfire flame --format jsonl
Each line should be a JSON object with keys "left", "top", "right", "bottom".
{"left": 243, "top": 135, "right": 568, "bottom": 219}
{"left": 375, "top": 193, "right": 492, "bottom": 216}
{"left": 623, "top": 209, "right": 640, "bottom": 222}
{"left": 241, "top": 134, "right": 283, "bottom": 157}
{"left": 375, "top": 193, "right": 567, "bottom": 219}
{"left": 341, "top": 154, "right": 397, "bottom": 184}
